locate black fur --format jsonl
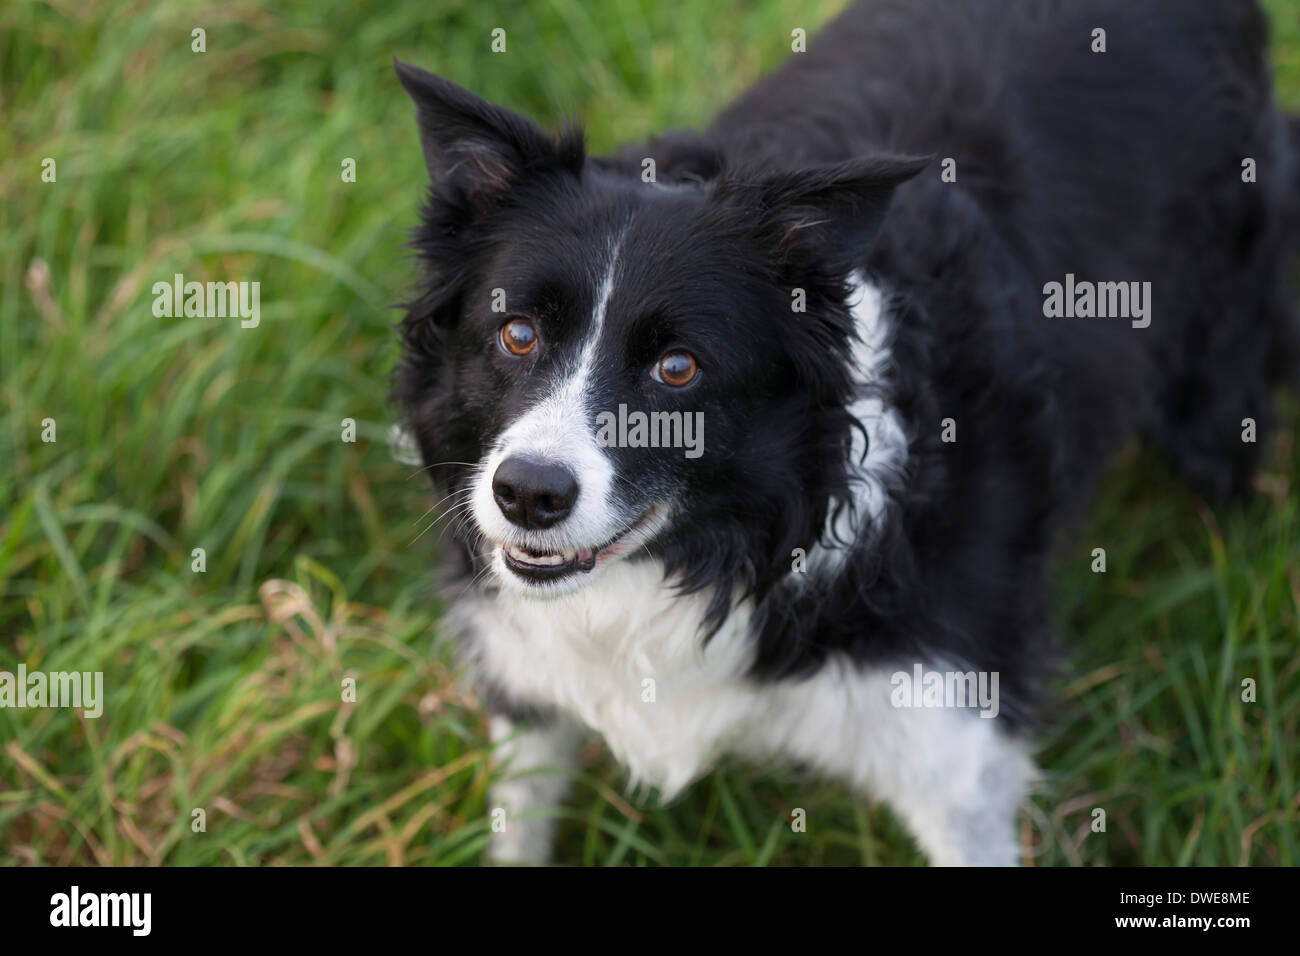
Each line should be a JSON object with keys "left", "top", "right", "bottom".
{"left": 394, "top": 0, "right": 1299, "bottom": 730}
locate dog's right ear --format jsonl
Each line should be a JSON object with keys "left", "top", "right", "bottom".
{"left": 394, "top": 59, "right": 579, "bottom": 207}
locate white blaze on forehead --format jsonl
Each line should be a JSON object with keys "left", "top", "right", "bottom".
{"left": 470, "top": 234, "right": 627, "bottom": 552}
{"left": 575, "top": 233, "right": 623, "bottom": 383}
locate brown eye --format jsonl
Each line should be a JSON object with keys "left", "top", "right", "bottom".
{"left": 500, "top": 318, "right": 537, "bottom": 356}
{"left": 655, "top": 351, "right": 698, "bottom": 387}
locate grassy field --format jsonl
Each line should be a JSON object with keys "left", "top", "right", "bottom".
{"left": 2, "top": 0, "right": 1298, "bottom": 866}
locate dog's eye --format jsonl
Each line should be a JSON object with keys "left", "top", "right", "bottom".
{"left": 499, "top": 318, "right": 538, "bottom": 356}
{"left": 653, "top": 351, "right": 698, "bottom": 387}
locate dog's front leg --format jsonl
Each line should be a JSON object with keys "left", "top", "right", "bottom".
{"left": 883, "top": 717, "right": 1037, "bottom": 867}
{"left": 485, "top": 713, "right": 583, "bottom": 865}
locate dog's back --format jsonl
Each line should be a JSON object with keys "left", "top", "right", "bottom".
{"left": 705, "top": 0, "right": 1300, "bottom": 502}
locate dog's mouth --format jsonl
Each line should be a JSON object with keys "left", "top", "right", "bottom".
{"left": 497, "top": 507, "right": 659, "bottom": 585}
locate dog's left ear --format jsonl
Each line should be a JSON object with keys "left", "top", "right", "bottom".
{"left": 394, "top": 59, "right": 579, "bottom": 208}
{"left": 721, "top": 155, "right": 931, "bottom": 274}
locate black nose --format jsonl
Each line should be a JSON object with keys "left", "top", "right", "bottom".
{"left": 491, "top": 456, "right": 579, "bottom": 529}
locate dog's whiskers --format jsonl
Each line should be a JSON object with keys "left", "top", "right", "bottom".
{"left": 410, "top": 489, "right": 476, "bottom": 546}
{"left": 405, "top": 460, "right": 477, "bottom": 481}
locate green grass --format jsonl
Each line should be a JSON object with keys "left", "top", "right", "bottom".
{"left": 1, "top": 0, "right": 1297, "bottom": 866}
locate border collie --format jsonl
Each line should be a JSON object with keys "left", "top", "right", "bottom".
{"left": 392, "top": 0, "right": 1299, "bottom": 865}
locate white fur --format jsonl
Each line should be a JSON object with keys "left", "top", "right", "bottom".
{"left": 812, "top": 272, "right": 910, "bottom": 570}
{"left": 740, "top": 658, "right": 1036, "bottom": 866}
{"left": 466, "top": 559, "right": 756, "bottom": 798}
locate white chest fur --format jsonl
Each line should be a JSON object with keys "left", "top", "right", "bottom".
{"left": 463, "top": 560, "right": 1034, "bottom": 866}
{"left": 460, "top": 554, "right": 1032, "bottom": 862}
{"left": 460, "top": 559, "right": 762, "bottom": 797}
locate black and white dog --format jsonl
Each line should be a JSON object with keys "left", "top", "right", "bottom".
{"left": 392, "top": 0, "right": 1299, "bottom": 865}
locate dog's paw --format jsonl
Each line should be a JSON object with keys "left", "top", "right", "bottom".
{"left": 485, "top": 815, "right": 555, "bottom": 866}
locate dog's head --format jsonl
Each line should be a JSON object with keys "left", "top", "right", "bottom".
{"left": 392, "top": 61, "right": 924, "bottom": 618}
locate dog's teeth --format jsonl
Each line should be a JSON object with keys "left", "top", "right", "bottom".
{"left": 505, "top": 545, "right": 572, "bottom": 567}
